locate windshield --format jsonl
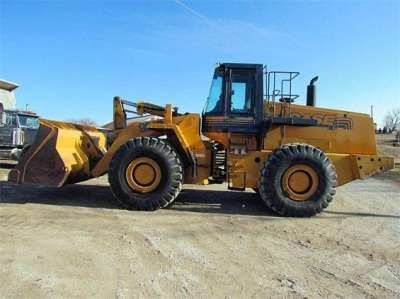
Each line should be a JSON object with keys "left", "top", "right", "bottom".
{"left": 18, "top": 115, "right": 40, "bottom": 128}
{"left": 5, "top": 113, "right": 17, "bottom": 126}
{"left": 204, "top": 70, "right": 224, "bottom": 113}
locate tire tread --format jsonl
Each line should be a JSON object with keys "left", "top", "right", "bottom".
{"left": 108, "top": 137, "right": 183, "bottom": 211}
{"left": 259, "top": 143, "right": 337, "bottom": 217}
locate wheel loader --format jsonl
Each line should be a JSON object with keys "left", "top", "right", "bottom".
{"left": 8, "top": 63, "right": 394, "bottom": 217}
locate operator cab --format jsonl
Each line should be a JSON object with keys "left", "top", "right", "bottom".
{"left": 202, "top": 63, "right": 318, "bottom": 141}
{"left": 202, "top": 63, "right": 264, "bottom": 134}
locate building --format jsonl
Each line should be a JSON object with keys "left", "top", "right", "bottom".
{"left": 0, "top": 79, "right": 18, "bottom": 110}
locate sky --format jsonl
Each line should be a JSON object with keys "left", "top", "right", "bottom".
{"left": 0, "top": 0, "right": 399, "bottom": 127}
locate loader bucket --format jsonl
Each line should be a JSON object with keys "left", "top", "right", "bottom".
{"left": 8, "top": 119, "right": 108, "bottom": 187}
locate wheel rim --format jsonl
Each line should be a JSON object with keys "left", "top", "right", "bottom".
{"left": 281, "top": 164, "right": 319, "bottom": 201}
{"left": 125, "top": 157, "right": 161, "bottom": 193}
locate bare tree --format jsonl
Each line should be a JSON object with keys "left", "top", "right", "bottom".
{"left": 383, "top": 108, "right": 400, "bottom": 132}
{"left": 66, "top": 118, "right": 98, "bottom": 127}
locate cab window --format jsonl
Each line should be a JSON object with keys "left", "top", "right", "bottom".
{"left": 18, "top": 115, "right": 40, "bottom": 128}
{"left": 204, "top": 71, "right": 224, "bottom": 113}
{"left": 230, "top": 70, "right": 254, "bottom": 114}
{"left": 5, "top": 113, "right": 17, "bottom": 126}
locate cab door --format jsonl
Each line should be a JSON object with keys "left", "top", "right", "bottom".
{"left": 225, "top": 67, "right": 258, "bottom": 133}
{"left": 224, "top": 66, "right": 263, "bottom": 190}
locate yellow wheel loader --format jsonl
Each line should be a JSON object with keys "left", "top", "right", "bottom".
{"left": 8, "top": 63, "right": 394, "bottom": 217}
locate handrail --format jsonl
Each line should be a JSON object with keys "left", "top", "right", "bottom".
{"left": 265, "top": 70, "right": 300, "bottom": 118}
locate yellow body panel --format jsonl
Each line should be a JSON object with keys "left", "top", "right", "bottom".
{"left": 227, "top": 151, "right": 270, "bottom": 189}
{"left": 264, "top": 102, "right": 377, "bottom": 154}
{"left": 147, "top": 113, "right": 211, "bottom": 184}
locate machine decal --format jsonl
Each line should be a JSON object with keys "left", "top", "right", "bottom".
{"left": 291, "top": 112, "right": 353, "bottom": 130}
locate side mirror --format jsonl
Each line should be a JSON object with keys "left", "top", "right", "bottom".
{"left": 0, "top": 113, "right": 5, "bottom": 125}
{"left": 0, "top": 104, "right": 5, "bottom": 125}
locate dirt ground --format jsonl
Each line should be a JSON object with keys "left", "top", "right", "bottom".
{"left": 0, "top": 162, "right": 399, "bottom": 298}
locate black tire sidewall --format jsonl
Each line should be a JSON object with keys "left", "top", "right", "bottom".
{"left": 272, "top": 155, "right": 329, "bottom": 210}
{"left": 260, "top": 144, "right": 336, "bottom": 216}
{"left": 109, "top": 138, "right": 182, "bottom": 210}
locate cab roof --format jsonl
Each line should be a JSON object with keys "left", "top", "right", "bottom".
{"left": 216, "top": 62, "right": 264, "bottom": 69}
{"left": 4, "top": 109, "right": 38, "bottom": 117}
{"left": 0, "top": 79, "right": 19, "bottom": 91}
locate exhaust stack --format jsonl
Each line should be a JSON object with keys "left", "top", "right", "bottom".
{"left": 307, "top": 76, "right": 318, "bottom": 106}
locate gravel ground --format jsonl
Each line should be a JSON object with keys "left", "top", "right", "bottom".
{"left": 376, "top": 133, "right": 400, "bottom": 164}
{"left": 0, "top": 165, "right": 399, "bottom": 298}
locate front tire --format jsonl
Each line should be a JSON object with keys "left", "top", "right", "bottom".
{"left": 259, "top": 144, "right": 337, "bottom": 217}
{"left": 108, "top": 137, "right": 183, "bottom": 211}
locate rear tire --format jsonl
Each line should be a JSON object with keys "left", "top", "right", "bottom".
{"left": 108, "top": 137, "right": 183, "bottom": 211}
{"left": 259, "top": 144, "right": 336, "bottom": 217}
